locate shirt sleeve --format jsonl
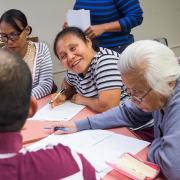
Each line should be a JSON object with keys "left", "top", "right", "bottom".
{"left": 114, "top": 0, "right": 143, "bottom": 32}
{"left": 32, "top": 43, "right": 53, "bottom": 99}
{"left": 148, "top": 97, "right": 180, "bottom": 180}
{"left": 95, "top": 52, "right": 123, "bottom": 92}
{"left": 76, "top": 99, "right": 152, "bottom": 131}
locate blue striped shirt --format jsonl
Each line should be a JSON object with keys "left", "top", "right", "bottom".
{"left": 65, "top": 47, "right": 128, "bottom": 101}
{"left": 74, "top": 0, "right": 143, "bottom": 48}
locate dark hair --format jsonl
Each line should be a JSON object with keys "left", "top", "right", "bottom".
{"left": 0, "top": 49, "right": 32, "bottom": 132}
{"left": 0, "top": 9, "right": 32, "bottom": 35}
{"left": 53, "top": 27, "right": 99, "bottom": 58}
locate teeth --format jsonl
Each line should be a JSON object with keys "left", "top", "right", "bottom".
{"left": 72, "top": 60, "right": 80, "bottom": 68}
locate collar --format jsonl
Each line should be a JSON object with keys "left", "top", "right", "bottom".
{"left": 0, "top": 132, "right": 22, "bottom": 154}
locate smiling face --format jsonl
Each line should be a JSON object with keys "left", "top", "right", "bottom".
{"left": 122, "top": 73, "right": 168, "bottom": 112}
{"left": 56, "top": 34, "right": 96, "bottom": 74}
{"left": 0, "top": 21, "right": 29, "bottom": 57}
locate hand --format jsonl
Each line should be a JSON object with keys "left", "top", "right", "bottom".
{"left": 71, "top": 94, "right": 84, "bottom": 105}
{"left": 63, "top": 22, "right": 68, "bottom": 29}
{"left": 50, "top": 121, "right": 77, "bottom": 135}
{"left": 50, "top": 93, "right": 66, "bottom": 108}
{"left": 85, "top": 24, "right": 105, "bottom": 39}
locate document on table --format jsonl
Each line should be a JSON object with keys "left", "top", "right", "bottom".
{"left": 66, "top": 9, "right": 90, "bottom": 31}
{"left": 28, "top": 130, "right": 150, "bottom": 176}
{"left": 28, "top": 100, "right": 85, "bottom": 121}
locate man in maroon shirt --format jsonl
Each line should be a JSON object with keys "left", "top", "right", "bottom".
{"left": 0, "top": 49, "right": 96, "bottom": 180}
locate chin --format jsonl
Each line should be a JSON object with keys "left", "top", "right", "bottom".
{"left": 141, "top": 107, "right": 152, "bottom": 112}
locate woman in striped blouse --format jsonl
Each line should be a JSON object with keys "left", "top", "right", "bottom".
{"left": 52, "top": 27, "right": 128, "bottom": 112}
{"left": 0, "top": 9, "right": 53, "bottom": 99}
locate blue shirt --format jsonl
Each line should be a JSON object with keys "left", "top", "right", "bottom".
{"left": 74, "top": 0, "right": 143, "bottom": 48}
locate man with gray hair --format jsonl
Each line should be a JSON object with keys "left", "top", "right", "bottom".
{"left": 53, "top": 40, "right": 180, "bottom": 180}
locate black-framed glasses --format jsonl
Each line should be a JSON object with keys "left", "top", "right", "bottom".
{"left": 128, "top": 88, "right": 152, "bottom": 104}
{"left": 0, "top": 30, "right": 24, "bottom": 43}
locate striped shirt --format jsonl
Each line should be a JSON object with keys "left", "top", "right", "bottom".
{"left": 0, "top": 132, "right": 97, "bottom": 180}
{"left": 65, "top": 47, "right": 128, "bottom": 101}
{"left": 32, "top": 42, "right": 53, "bottom": 99}
{"left": 74, "top": 0, "right": 143, "bottom": 48}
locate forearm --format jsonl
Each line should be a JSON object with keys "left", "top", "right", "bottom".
{"left": 77, "top": 96, "right": 118, "bottom": 113}
{"left": 101, "top": 21, "right": 122, "bottom": 32}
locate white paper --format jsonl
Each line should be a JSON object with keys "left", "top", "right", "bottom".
{"left": 28, "top": 130, "right": 150, "bottom": 176}
{"left": 66, "top": 9, "right": 90, "bottom": 31}
{"left": 28, "top": 101, "right": 85, "bottom": 121}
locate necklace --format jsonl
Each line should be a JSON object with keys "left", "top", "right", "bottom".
{"left": 23, "top": 41, "right": 36, "bottom": 73}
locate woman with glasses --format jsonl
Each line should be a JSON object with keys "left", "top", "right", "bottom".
{"left": 0, "top": 9, "right": 53, "bottom": 99}
{"left": 51, "top": 40, "right": 180, "bottom": 180}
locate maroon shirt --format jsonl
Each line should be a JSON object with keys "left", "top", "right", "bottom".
{"left": 0, "top": 132, "right": 96, "bottom": 180}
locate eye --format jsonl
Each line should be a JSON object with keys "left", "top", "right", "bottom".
{"left": 70, "top": 46, "right": 76, "bottom": 51}
{"left": 60, "top": 54, "right": 67, "bottom": 61}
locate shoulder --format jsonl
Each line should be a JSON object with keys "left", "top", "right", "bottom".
{"left": 34, "top": 42, "right": 50, "bottom": 54}
{"left": 20, "top": 143, "right": 79, "bottom": 171}
{"left": 92, "top": 47, "right": 120, "bottom": 68}
{"left": 98, "top": 47, "right": 120, "bottom": 58}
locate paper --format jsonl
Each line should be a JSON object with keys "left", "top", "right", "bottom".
{"left": 28, "top": 130, "right": 150, "bottom": 176}
{"left": 28, "top": 101, "right": 85, "bottom": 121}
{"left": 66, "top": 9, "right": 90, "bottom": 31}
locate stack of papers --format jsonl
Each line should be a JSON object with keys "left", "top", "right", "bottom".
{"left": 66, "top": 9, "right": 90, "bottom": 31}
{"left": 28, "top": 101, "right": 85, "bottom": 121}
{"left": 27, "top": 130, "right": 150, "bottom": 177}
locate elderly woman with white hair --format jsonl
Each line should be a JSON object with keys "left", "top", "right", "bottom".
{"left": 51, "top": 40, "right": 180, "bottom": 180}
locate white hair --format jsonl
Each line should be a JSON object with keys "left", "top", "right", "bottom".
{"left": 118, "top": 40, "right": 180, "bottom": 95}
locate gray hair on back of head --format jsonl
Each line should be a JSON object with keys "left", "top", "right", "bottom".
{"left": 118, "top": 40, "right": 180, "bottom": 95}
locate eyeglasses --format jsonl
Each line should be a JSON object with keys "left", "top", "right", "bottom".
{"left": 0, "top": 30, "right": 24, "bottom": 43}
{"left": 128, "top": 88, "right": 152, "bottom": 104}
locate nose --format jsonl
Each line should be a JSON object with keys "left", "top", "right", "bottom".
{"left": 6, "top": 38, "right": 14, "bottom": 46}
{"left": 67, "top": 52, "right": 75, "bottom": 62}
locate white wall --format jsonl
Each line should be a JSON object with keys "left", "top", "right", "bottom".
{"left": 1, "top": 0, "right": 180, "bottom": 87}
{"left": 133, "top": 0, "right": 180, "bottom": 56}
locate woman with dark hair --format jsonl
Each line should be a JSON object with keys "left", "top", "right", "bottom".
{"left": 51, "top": 27, "right": 128, "bottom": 112}
{"left": 0, "top": 9, "right": 53, "bottom": 99}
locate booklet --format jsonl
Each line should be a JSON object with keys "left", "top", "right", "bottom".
{"left": 106, "top": 153, "right": 160, "bottom": 180}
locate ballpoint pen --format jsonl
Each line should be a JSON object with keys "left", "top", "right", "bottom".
{"left": 44, "top": 127, "right": 70, "bottom": 131}
{"left": 49, "top": 89, "right": 65, "bottom": 104}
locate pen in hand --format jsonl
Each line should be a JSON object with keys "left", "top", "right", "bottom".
{"left": 44, "top": 127, "right": 70, "bottom": 131}
{"left": 49, "top": 89, "right": 65, "bottom": 105}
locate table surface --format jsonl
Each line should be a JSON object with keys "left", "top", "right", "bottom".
{"left": 22, "top": 95, "right": 165, "bottom": 180}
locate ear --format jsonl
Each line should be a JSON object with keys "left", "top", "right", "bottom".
{"left": 169, "top": 81, "right": 176, "bottom": 89}
{"left": 24, "top": 26, "right": 31, "bottom": 36}
{"left": 28, "top": 96, "right": 38, "bottom": 118}
{"left": 85, "top": 36, "right": 92, "bottom": 48}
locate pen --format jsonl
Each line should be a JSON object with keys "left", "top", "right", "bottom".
{"left": 49, "top": 89, "right": 65, "bottom": 104}
{"left": 44, "top": 127, "right": 70, "bottom": 131}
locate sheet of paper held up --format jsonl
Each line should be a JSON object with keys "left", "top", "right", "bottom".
{"left": 28, "top": 100, "right": 85, "bottom": 121}
{"left": 28, "top": 130, "right": 150, "bottom": 176}
{"left": 66, "top": 9, "right": 90, "bottom": 31}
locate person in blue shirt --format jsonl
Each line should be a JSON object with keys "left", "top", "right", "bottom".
{"left": 73, "top": 0, "right": 143, "bottom": 53}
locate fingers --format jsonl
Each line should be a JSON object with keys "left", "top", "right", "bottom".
{"left": 71, "top": 94, "right": 76, "bottom": 103}
{"left": 50, "top": 93, "right": 65, "bottom": 108}
{"left": 63, "top": 22, "right": 68, "bottom": 29}
{"left": 85, "top": 26, "right": 96, "bottom": 39}
{"left": 45, "top": 121, "right": 77, "bottom": 135}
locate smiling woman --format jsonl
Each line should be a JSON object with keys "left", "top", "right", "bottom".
{"left": 0, "top": 9, "right": 53, "bottom": 99}
{"left": 51, "top": 27, "right": 128, "bottom": 112}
